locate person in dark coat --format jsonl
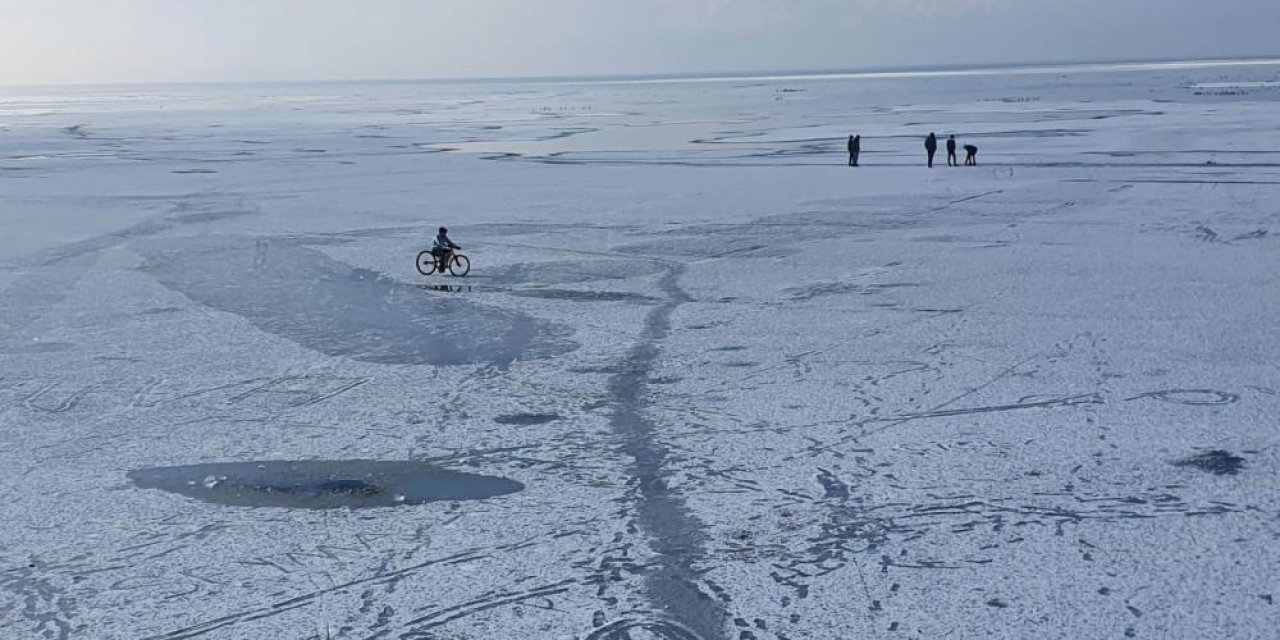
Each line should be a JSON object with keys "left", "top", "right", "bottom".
{"left": 848, "top": 134, "right": 861, "bottom": 167}
{"left": 964, "top": 144, "right": 979, "bottom": 166}
{"left": 925, "top": 133, "right": 938, "bottom": 168}
{"left": 432, "top": 226, "right": 462, "bottom": 269}
{"left": 946, "top": 135, "right": 958, "bottom": 166}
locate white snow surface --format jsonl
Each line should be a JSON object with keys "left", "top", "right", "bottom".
{"left": 1, "top": 62, "right": 1279, "bottom": 639}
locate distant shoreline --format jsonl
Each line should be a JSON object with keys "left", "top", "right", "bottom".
{"left": 567, "top": 58, "right": 1280, "bottom": 87}
{"left": 3, "top": 56, "right": 1279, "bottom": 91}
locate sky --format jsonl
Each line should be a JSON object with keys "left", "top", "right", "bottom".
{"left": 0, "top": 0, "right": 1277, "bottom": 85}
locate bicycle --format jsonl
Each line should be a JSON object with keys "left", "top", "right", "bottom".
{"left": 416, "top": 249, "right": 471, "bottom": 277}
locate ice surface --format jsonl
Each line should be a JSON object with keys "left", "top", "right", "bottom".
{"left": 136, "top": 235, "right": 576, "bottom": 366}
{"left": 1, "top": 61, "right": 1279, "bottom": 639}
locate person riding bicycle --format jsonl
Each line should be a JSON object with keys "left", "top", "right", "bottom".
{"left": 432, "top": 227, "right": 461, "bottom": 268}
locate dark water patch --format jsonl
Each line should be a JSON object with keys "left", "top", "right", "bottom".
{"left": 171, "top": 169, "right": 217, "bottom": 175}
{"left": 129, "top": 460, "right": 523, "bottom": 509}
{"left": 136, "top": 236, "right": 575, "bottom": 365}
{"left": 1173, "top": 451, "right": 1245, "bottom": 476}
{"left": 494, "top": 412, "right": 562, "bottom": 426}
{"left": 508, "top": 288, "right": 658, "bottom": 303}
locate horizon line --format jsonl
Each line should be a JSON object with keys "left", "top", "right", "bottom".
{"left": 2, "top": 55, "right": 1279, "bottom": 90}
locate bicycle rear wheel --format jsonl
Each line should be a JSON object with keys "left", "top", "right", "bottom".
{"left": 449, "top": 255, "right": 471, "bottom": 277}
{"left": 416, "top": 251, "right": 438, "bottom": 276}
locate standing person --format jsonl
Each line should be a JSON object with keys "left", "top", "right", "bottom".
{"left": 848, "top": 134, "right": 861, "bottom": 167}
{"left": 964, "top": 144, "right": 979, "bottom": 166}
{"left": 946, "top": 135, "right": 958, "bottom": 166}
{"left": 925, "top": 133, "right": 938, "bottom": 168}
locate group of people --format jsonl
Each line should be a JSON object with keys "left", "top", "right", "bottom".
{"left": 846, "top": 133, "right": 977, "bottom": 168}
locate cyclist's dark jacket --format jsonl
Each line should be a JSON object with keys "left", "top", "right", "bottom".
{"left": 433, "top": 234, "right": 460, "bottom": 252}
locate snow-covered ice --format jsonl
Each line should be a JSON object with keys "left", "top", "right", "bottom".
{"left": 1, "top": 61, "right": 1279, "bottom": 639}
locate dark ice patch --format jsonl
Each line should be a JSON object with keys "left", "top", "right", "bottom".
{"left": 494, "top": 412, "right": 562, "bottom": 426}
{"left": 170, "top": 209, "right": 257, "bottom": 225}
{"left": 1234, "top": 229, "right": 1268, "bottom": 241}
{"left": 586, "top": 618, "right": 707, "bottom": 640}
{"left": 816, "top": 468, "right": 850, "bottom": 500}
{"left": 616, "top": 237, "right": 788, "bottom": 260}
{"left": 1173, "top": 450, "right": 1245, "bottom": 476}
{"left": 137, "top": 236, "right": 574, "bottom": 365}
{"left": 485, "top": 259, "right": 664, "bottom": 286}
{"left": 1129, "top": 389, "right": 1240, "bottom": 406}
{"left": 129, "top": 460, "right": 523, "bottom": 509}
{"left": 0, "top": 340, "right": 75, "bottom": 354}
{"left": 508, "top": 288, "right": 658, "bottom": 303}
{"left": 787, "top": 281, "right": 918, "bottom": 301}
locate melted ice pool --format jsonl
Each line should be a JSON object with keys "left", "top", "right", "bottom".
{"left": 129, "top": 460, "right": 524, "bottom": 509}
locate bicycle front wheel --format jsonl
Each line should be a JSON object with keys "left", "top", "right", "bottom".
{"left": 449, "top": 255, "right": 471, "bottom": 277}
{"left": 416, "top": 251, "right": 438, "bottom": 276}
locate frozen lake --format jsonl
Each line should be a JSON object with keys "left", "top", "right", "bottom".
{"left": 2, "top": 60, "right": 1279, "bottom": 639}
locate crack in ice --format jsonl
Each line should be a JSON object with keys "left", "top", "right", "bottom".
{"left": 606, "top": 263, "right": 727, "bottom": 640}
